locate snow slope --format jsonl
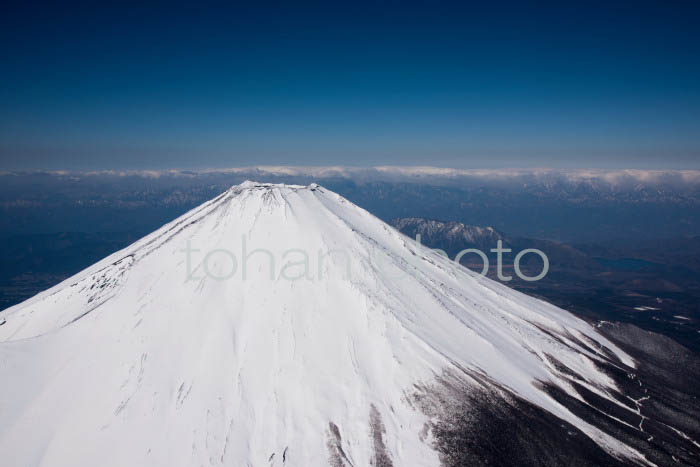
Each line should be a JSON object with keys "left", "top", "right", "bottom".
{"left": 0, "top": 182, "right": 654, "bottom": 466}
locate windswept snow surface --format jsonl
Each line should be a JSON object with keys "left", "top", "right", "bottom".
{"left": 0, "top": 182, "right": 652, "bottom": 466}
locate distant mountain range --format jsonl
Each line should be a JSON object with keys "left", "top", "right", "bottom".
{"left": 390, "top": 217, "right": 601, "bottom": 271}
{"left": 2, "top": 167, "right": 700, "bottom": 242}
{"left": 390, "top": 217, "right": 700, "bottom": 353}
{"left": 390, "top": 218, "right": 505, "bottom": 253}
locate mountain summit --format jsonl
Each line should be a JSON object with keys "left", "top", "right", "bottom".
{"left": 1, "top": 182, "right": 697, "bottom": 466}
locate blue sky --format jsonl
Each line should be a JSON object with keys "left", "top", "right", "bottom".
{"left": 1, "top": 1, "right": 699, "bottom": 169}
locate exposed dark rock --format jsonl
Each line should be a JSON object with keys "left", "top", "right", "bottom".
{"left": 410, "top": 322, "right": 700, "bottom": 467}
{"left": 369, "top": 404, "right": 394, "bottom": 467}
{"left": 412, "top": 371, "right": 628, "bottom": 466}
{"left": 327, "top": 422, "right": 354, "bottom": 467}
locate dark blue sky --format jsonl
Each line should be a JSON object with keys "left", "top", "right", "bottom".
{"left": 1, "top": 1, "right": 699, "bottom": 170}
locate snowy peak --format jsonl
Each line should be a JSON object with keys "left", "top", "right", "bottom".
{"left": 0, "top": 182, "right": 686, "bottom": 466}
{"left": 229, "top": 180, "right": 313, "bottom": 191}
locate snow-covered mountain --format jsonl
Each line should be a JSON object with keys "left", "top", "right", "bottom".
{"left": 389, "top": 218, "right": 505, "bottom": 253}
{"left": 1, "top": 182, "right": 698, "bottom": 466}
